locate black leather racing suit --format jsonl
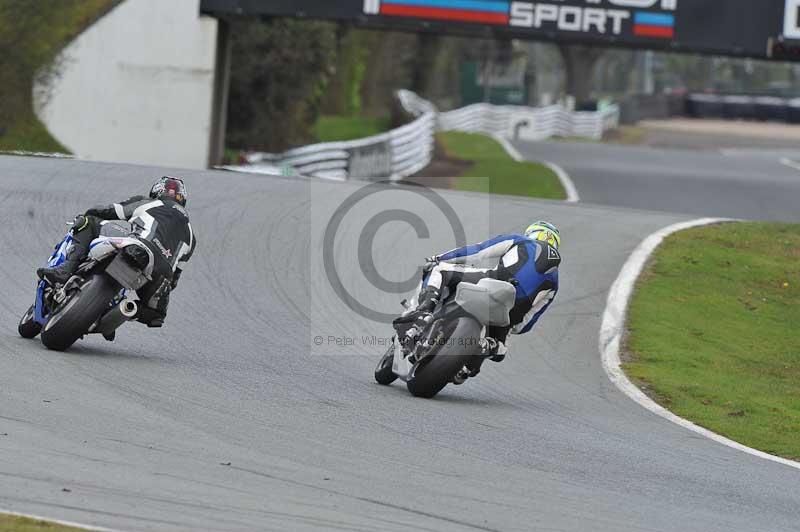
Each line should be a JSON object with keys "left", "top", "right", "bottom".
{"left": 82, "top": 195, "right": 196, "bottom": 324}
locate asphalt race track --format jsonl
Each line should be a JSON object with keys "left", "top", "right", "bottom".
{"left": 1, "top": 155, "right": 799, "bottom": 531}
{"left": 514, "top": 140, "right": 800, "bottom": 222}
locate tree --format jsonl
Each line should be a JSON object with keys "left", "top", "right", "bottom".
{"left": 557, "top": 43, "right": 605, "bottom": 107}
{"left": 226, "top": 18, "right": 337, "bottom": 152}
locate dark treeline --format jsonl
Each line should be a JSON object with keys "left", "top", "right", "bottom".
{"left": 225, "top": 19, "right": 472, "bottom": 152}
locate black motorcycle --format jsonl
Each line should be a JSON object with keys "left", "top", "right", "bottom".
{"left": 375, "top": 275, "right": 516, "bottom": 398}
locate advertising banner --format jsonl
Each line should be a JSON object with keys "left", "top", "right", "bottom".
{"left": 347, "top": 141, "right": 393, "bottom": 178}
{"left": 201, "top": 0, "right": 797, "bottom": 60}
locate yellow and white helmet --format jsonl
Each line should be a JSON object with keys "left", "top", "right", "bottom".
{"left": 524, "top": 221, "right": 561, "bottom": 249}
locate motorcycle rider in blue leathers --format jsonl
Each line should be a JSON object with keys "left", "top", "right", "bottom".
{"left": 396, "top": 221, "right": 561, "bottom": 384}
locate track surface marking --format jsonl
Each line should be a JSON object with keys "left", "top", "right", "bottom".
{"left": 514, "top": 140, "right": 800, "bottom": 221}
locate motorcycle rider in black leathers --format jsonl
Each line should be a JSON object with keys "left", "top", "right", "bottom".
{"left": 37, "top": 177, "right": 196, "bottom": 329}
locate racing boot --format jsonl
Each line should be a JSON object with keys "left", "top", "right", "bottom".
{"left": 37, "top": 223, "right": 93, "bottom": 285}
{"left": 482, "top": 337, "right": 508, "bottom": 362}
{"left": 137, "top": 278, "right": 170, "bottom": 328}
{"left": 136, "top": 306, "right": 165, "bottom": 328}
{"left": 453, "top": 339, "right": 507, "bottom": 385}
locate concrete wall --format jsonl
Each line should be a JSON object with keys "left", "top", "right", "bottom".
{"left": 36, "top": 0, "right": 218, "bottom": 169}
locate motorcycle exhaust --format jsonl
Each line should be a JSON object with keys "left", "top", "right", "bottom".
{"left": 96, "top": 299, "right": 138, "bottom": 336}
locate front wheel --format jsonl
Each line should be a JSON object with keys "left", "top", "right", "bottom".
{"left": 41, "top": 275, "right": 118, "bottom": 351}
{"left": 18, "top": 305, "right": 42, "bottom": 339}
{"left": 406, "top": 317, "right": 482, "bottom": 399}
{"left": 374, "top": 343, "right": 398, "bottom": 385}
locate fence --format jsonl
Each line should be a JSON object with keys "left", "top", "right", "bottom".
{"left": 226, "top": 91, "right": 619, "bottom": 179}
{"left": 438, "top": 102, "right": 619, "bottom": 142}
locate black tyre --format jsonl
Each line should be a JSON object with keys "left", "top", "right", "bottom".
{"left": 41, "top": 275, "right": 118, "bottom": 351}
{"left": 18, "top": 305, "right": 42, "bottom": 339}
{"left": 406, "top": 318, "right": 482, "bottom": 399}
{"left": 374, "top": 343, "right": 398, "bottom": 385}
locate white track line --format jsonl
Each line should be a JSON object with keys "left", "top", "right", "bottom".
{"left": 490, "top": 134, "right": 580, "bottom": 203}
{"left": 600, "top": 217, "right": 800, "bottom": 472}
{"left": 779, "top": 157, "right": 800, "bottom": 172}
{"left": 490, "top": 133, "right": 524, "bottom": 162}
{"left": 543, "top": 161, "right": 579, "bottom": 203}
{"left": 0, "top": 150, "right": 73, "bottom": 158}
{"left": 0, "top": 509, "right": 119, "bottom": 531}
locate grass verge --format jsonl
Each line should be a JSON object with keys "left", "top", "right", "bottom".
{"left": 0, "top": 109, "right": 68, "bottom": 153}
{"left": 0, "top": 514, "right": 88, "bottom": 532}
{"left": 437, "top": 132, "right": 565, "bottom": 200}
{"left": 313, "top": 115, "right": 390, "bottom": 142}
{"left": 0, "top": 0, "right": 119, "bottom": 153}
{"left": 624, "top": 222, "right": 800, "bottom": 459}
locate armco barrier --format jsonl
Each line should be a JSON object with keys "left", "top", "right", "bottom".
{"left": 438, "top": 102, "right": 619, "bottom": 142}
{"left": 226, "top": 91, "right": 618, "bottom": 179}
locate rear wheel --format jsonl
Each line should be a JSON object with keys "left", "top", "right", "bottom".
{"left": 406, "top": 318, "right": 481, "bottom": 399}
{"left": 41, "top": 275, "right": 118, "bottom": 351}
{"left": 374, "top": 342, "right": 398, "bottom": 385}
{"left": 18, "top": 305, "right": 41, "bottom": 339}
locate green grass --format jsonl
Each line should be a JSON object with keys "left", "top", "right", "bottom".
{"left": 624, "top": 222, "right": 800, "bottom": 459}
{"left": 437, "top": 131, "right": 565, "bottom": 200}
{"left": 0, "top": 109, "right": 68, "bottom": 153}
{"left": 0, "top": 514, "right": 86, "bottom": 532}
{"left": 313, "top": 115, "right": 390, "bottom": 142}
{"left": 0, "top": 0, "right": 118, "bottom": 153}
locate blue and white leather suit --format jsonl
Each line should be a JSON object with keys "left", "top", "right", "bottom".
{"left": 425, "top": 233, "right": 560, "bottom": 339}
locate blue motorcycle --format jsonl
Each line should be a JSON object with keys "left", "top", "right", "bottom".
{"left": 18, "top": 221, "right": 155, "bottom": 351}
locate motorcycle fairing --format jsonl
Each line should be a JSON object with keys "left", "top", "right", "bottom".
{"left": 34, "top": 232, "right": 73, "bottom": 324}
{"left": 392, "top": 338, "right": 415, "bottom": 381}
